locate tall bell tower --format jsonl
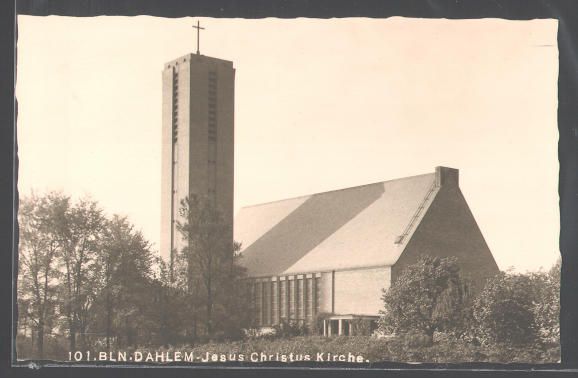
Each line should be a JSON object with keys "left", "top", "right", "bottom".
{"left": 160, "top": 48, "right": 235, "bottom": 263}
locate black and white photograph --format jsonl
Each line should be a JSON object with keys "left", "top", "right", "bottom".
{"left": 13, "top": 13, "right": 562, "bottom": 367}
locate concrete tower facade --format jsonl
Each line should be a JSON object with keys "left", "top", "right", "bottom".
{"left": 160, "top": 53, "right": 235, "bottom": 262}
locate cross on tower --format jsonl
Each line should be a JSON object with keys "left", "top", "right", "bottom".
{"left": 192, "top": 20, "right": 205, "bottom": 55}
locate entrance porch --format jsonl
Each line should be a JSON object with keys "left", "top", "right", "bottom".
{"left": 322, "top": 315, "right": 379, "bottom": 336}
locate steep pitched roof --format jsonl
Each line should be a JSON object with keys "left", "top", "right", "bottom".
{"left": 234, "top": 170, "right": 440, "bottom": 277}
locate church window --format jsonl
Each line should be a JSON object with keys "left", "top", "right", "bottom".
{"left": 208, "top": 144, "right": 217, "bottom": 199}
{"left": 280, "top": 280, "right": 287, "bottom": 321}
{"left": 306, "top": 278, "right": 314, "bottom": 323}
{"left": 172, "top": 69, "right": 179, "bottom": 142}
{"left": 287, "top": 280, "right": 295, "bottom": 321}
{"left": 249, "top": 283, "right": 255, "bottom": 323}
{"left": 207, "top": 71, "right": 218, "bottom": 144}
{"left": 263, "top": 282, "right": 270, "bottom": 325}
{"left": 207, "top": 71, "right": 218, "bottom": 199}
{"left": 295, "top": 279, "right": 300, "bottom": 322}
{"left": 298, "top": 278, "right": 304, "bottom": 322}
{"left": 271, "top": 281, "right": 278, "bottom": 325}
{"left": 315, "top": 277, "right": 321, "bottom": 314}
{"left": 255, "top": 281, "right": 262, "bottom": 325}
{"left": 207, "top": 73, "right": 218, "bottom": 201}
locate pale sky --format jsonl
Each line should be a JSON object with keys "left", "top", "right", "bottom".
{"left": 16, "top": 16, "right": 559, "bottom": 272}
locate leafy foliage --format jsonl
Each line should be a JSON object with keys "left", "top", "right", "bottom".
{"left": 349, "top": 318, "right": 374, "bottom": 336}
{"left": 532, "top": 259, "right": 560, "bottom": 345}
{"left": 54, "top": 196, "right": 107, "bottom": 351}
{"left": 171, "top": 194, "right": 251, "bottom": 342}
{"left": 472, "top": 271, "right": 540, "bottom": 345}
{"left": 274, "top": 320, "right": 309, "bottom": 338}
{"left": 17, "top": 192, "right": 67, "bottom": 358}
{"left": 310, "top": 312, "right": 332, "bottom": 336}
{"left": 90, "top": 215, "right": 155, "bottom": 350}
{"left": 17, "top": 192, "right": 251, "bottom": 359}
{"left": 379, "top": 256, "right": 471, "bottom": 340}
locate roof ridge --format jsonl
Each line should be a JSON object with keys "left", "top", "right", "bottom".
{"left": 241, "top": 172, "right": 435, "bottom": 210}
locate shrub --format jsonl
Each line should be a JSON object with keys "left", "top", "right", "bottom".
{"left": 274, "top": 320, "right": 308, "bottom": 338}
{"left": 310, "top": 312, "right": 331, "bottom": 335}
{"left": 379, "top": 256, "right": 471, "bottom": 341}
{"left": 532, "top": 260, "right": 560, "bottom": 345}
{"left": 472, "top": 272, "right": 539, "bottom": 345}
{"left": 350, "top": 318, "right": 373, "bottom": 336}
{"left": 402, "top": 330, "right": 433, "bottom": 348}
{"left": 243, "top": 327, "right": 277, "bottom": 340}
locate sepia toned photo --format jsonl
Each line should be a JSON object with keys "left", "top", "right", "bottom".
{"left": 14, "top": 15, "right": 560, "bottom": 366}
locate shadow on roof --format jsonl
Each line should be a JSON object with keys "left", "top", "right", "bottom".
{"left": 239, "top": 182, "right": 385, "bottom": 277}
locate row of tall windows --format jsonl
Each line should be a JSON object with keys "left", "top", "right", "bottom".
{"left": 208, "top": 71, "right": 218, "bottom": 200}
{"left": 171, "top": 68, "right": 180, "bottom": 240}
{"left": 251, "top": 276, "right": 321, "bottom": 327}
{"left": 171, "top": 68, "right": 179, "bottom": 195}
{"left": 172, "top": 69, "right": 179, "bottom": 143}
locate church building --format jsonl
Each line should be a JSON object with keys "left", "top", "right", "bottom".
{"left": 159, "top": 30, "right": 499, "bottom": 337}
{"left": 234, "top": 167, "right": 500, "bottom": 336}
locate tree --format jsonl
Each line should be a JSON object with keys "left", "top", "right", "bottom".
{"left": 92, "top": 215, "right": 154, "bottom": 350}
{"left": 211, "top": 241, "right": 253, "bottom": 340}
{"left": 532, "top": 259, "right": 560, "bottom": 345}
{"left": 18, "top": 192, "right": 68, "bottom": 358}
{"left": 53, "top": 197, "right": 106, "bottom": 350}
{"left": 175, "top": 195, "right": 249, "bottom": 341}
{"left": 527, "top": 259, "right": 561, "bottom": 344}
{"left": 148, "top": 256, "right": 186, "bottom": 346}
{"left": 472, "top": 271, "right": 540, "bottom": 345}
{"left": 378, "top": 255, "right": 471, "bottom": 342}
{"left": 17, "top": 191, "right": 191, "bottom": 356}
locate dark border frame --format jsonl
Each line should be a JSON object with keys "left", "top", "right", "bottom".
{"left": 3, "top": 0, "right": 578, "bottom": 377}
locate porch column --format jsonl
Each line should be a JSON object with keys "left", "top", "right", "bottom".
{"left": 323, "top": 319, "right": 326, "bottom": 336}
{"left": 338, "top": 319, "right": 343, "bottom": 336}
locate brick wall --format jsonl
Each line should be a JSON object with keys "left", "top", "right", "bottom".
{"left": 333, "top": 267, "right": 391, "bottom": 316}
{"left": 393, "top": 181, "right": 500, "bottom": 293}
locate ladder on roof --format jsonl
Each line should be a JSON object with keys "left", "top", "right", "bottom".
{"left": 394, "top": 181, "right": 439, "bottom": 245}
